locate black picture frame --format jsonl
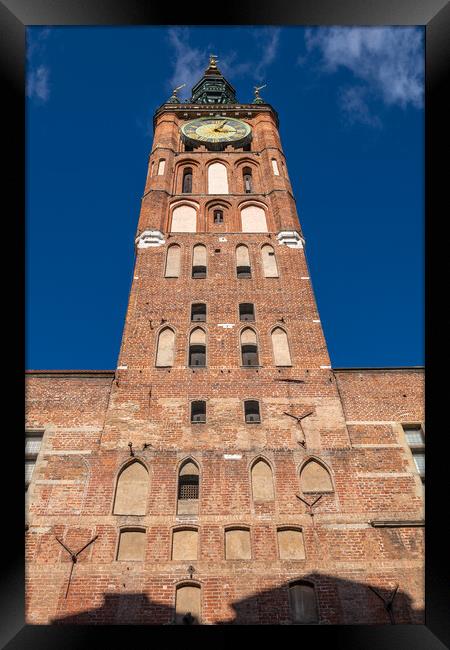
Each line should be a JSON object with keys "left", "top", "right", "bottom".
{"left": 4, "top": 0, "right": 448, "bottom": 647}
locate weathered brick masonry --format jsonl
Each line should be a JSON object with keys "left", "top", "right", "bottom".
{"left": 25, "top": 59, "right": 424, "bottom": 625}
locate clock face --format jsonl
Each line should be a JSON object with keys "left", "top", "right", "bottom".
{"left": 181, "top": 117, "right": 251, "bottom": 146}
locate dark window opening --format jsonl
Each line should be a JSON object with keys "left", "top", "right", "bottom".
{"left": 189, "top": 345, "right": 206, "bottom": 367}
{"left": 192, "top": 265, "right": 207, "bottom": 279}
{"left": 182, "top": 168, "right": 193, "bottom": 193}
{"left": 245, "top": 400, "right": 261, "bottom": 423}
{"left": 239, "top": 303, "right": 255, "bottom": 321}
{"left": 191, "top": 303, "right": 206, "bottom": 321}
{"left": 214, "top": 209, "right": 224, "bottom": 224}
{"left": 243, "top": 143, "right": 251, "bottom": 151}
{"left": 185, "top": 144, "right": 194, "bottom": 152}
{"left": 237, "top": 265, "right": 251, "bottom": 278}
{"left": 242, "top": 344, "right": 259, "bottom": 366}
{"left": 191, "top": 401, "right": 206, "bottom": 423}
{"left": 178, "top": 475, "right": 199, "bottom": 500}
{"left": 243, "top": 168, "right": 253, "bottom": 194}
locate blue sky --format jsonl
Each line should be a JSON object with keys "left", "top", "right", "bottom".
{"left": 26, "top": 26, "right": 424, "bottom": 369}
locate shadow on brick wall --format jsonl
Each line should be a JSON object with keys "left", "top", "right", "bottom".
{"left": 50, "top": 572, "right": 424, "bottom": 625}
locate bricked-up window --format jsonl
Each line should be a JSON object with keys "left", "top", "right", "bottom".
{"left": 403, "top": 424, "right": 425, "bottom": 484}
{"left": 251, "top": 459, "right": 274, "bottom": 500}
{"left": 213, "top": 209, "right": 224, "bottom": 224}
{"left": 191, "top": 400, "right": 206, "bottom": 423}
{"left": 236, "top": 244, "right": 251, "bottom": 278}
{"left": 158, "top": 158, "right": 166, "bottom": 175}
{"left": 177, "top": 461, "right": 199, "bottom": 515}
{"left": 271, "top": 327, "right": 292, "bottom": 366}
{"left": 113, "top": 461, "right": 149, "bottom": 516}
{"left": 165, "top": 244, "right": 181, "bottom": 278}
{"left": 241, "top": 205, "right": 268, "bottom": 233}
{"left": 244, "top": 400, "right": 261, "bottom": 423}
{"left": 278, "top": 528, "right": 306, "bottom": 560}
{"left": 191, "top": 303, "right": 206, "bottom": 321}
{"left": 182, "top": 168, "right": 193, "bottom": 193}
{"left": 289, "top": 581, "right": 318, "bottom": 624}
{"left": 271, "top": 158, "right": 280, "bottom": 176}
{"left": 225, "top": 528, "right": 252, "bottom": 559}
{"left": 243, "top": 167, "right": 253, "bottom": 193}
{"left": 261, "top": 244, "right": 279, "bottom": 277}
{"left": 241, "top": 328, "right": 259, "bottom": 366}
{"left": 175, "top": 584, "right": 201, "bottom": 624}
{"left": 239, "top": 303, "right": 255, "bottom": 321}
{"left": 189, "top": 328, "right": 206, "bottom": 367}
{"left": 116, "top": 529, "right": 146, "bottom": 561}
{"left": 300, "top": 459, "right": 333, "bottom": 494}
{"left": 156, "top": 327, "right": 176, "bottom": 367}
{"left": 25, "top": 430, "right": 43, "bottom": 489}
{"left": 192, "top": 244, "right": 207, "bottom": 278}
{"left": 172, "top": 529, "right": 198, "bottom": 560}
{"left": 208, "top": 162, "right": 229, "bottom": 194}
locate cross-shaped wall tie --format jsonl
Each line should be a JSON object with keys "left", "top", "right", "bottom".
{"left": 55, "top": 534, "right": 99, "bottom": 598}
{"left": 296, "top": 494, "right": 323, "bottom": 522}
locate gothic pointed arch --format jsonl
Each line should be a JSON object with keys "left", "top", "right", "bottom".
{"left": 188, "top": 326, "right": 207, "bottom": 367}
{"left": 250, "top": 456, "right": 275, "bottom": 501}
{"left": 177, "top": 458, "right": 200, "bottom": 515}
{"left": 299, "top": 457, "right": 334, "bottom": 494}
{"left": 112, "top": 459, "right": 149, "bottom": 516}
{"left": 155, "top": 326, "right": 176, "bottom": 367}
{"left": 271, "top": 326, "right": 292, "bottom": 366}
{"left": 240, "top": 327, "right": 260, "bottom": 366}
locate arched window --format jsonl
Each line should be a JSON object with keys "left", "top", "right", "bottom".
{"left": 271, "top": 327, "right": 292, "bottom": 366}
{"left": 239, "top": 303, "right": 255, "bottom": 321}
{"left": 244, "top": 400, "right": 261, "bottom": 423}
{"left": 189, "top": 328, "right": 206, "bottom": 367}
{"left": 213, "top": 209, "right": 224, "bottom": 224}
{"left": 241, "top": 328, "right": 259, "bottom": 366}
{"left": 300, "top": 460, "right": 333, "bottom": 493}
{"left": 117, "top": 528, "right": 146, "bottom": 561}
{"left": 155, "top": 327, "right": 175, "bottom": 367}
{"left": 277, "top": 528, "right": 305, "bottom": 560}
{"left": 261, "top": 244, "right": 279, "bottom": 277}
{"left": 191, "top": 303, "right": 206, "bottom": 321}
{"left": 241, "top": 205, "right": 268, "bottom": 232}
{"left": 225, "top": 528, "right": 251, "bottom": 559}
{"left": 271, "top": 158, "right": 280, "bottom": 176}
{"left": 172, "top": 528, "right": 198, "bottom": 560}
{"left": 208, "top": 162, "right": 228, "bottom": 194}
{"left": 158, "top": 159, "right": 166, "bottom": 175}
{"left": 289, "top": 581, "right": 318, "bottom": 624}
{"left": 165, "top": 244, "right": 181, "bottom": 278}
{"left": 171, "top": 204, "right": 197, "bottom": 232}
{"left": 182, "top": 168, "right": 193, "bottom": 193}
{"left": 175, "top": 584, "right": 201, "bottom": 624}
{"left": 243, "top": 167, "right": 253, "bottom": 193}
{"left": 113, "top": 461, "right": 149, "bottom": 516}
{"left": 192, "top": 244, "right": 207, "bottom": 278}
{"left": 236, "top": 245, "right": 251, "bottom": 278}
{"left": 251, "top": 459, "right": 274, "bottom": 500}
{"left": 177, "top": 460, "right": 199, "bottom": 515}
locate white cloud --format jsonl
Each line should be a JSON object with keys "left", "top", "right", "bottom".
{"left": 27, "top": 27, "right": 52, "bottom": 103}
{"left": 338, "top": 86, "right": 382, "bottom": 129}
{"left": 304, "top": 27, "right": 424, "bottom": 125}
{"left": 167, "top": 28, "right": 208, "bottom": 100}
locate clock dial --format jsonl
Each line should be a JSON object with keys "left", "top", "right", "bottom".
{"left": 181, "top": 117, "right": 251, "bottom": 147}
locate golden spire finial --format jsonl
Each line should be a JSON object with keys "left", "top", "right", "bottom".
{"left": 209, "top": 54, "right": 218, "bottom": 69}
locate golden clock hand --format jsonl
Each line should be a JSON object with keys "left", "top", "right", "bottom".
{"left": 214, "top": 119, "right": 227, "bottom": 131}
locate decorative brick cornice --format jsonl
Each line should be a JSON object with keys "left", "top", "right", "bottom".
{"left": 135, "top": 230, "right": 165, "bottom": 248}
{"left": 276, "top": 231, "right": 305, "bottom": 248}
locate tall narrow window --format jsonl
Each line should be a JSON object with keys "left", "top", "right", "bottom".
{"left": 244, "top": 400, "right": 261, "bottom": 423}
{"left": 117, "top": 529, "right": 146, "bottom": 561}
{"left": 403, "top": 424, "right": 425, "bottom": 487}
{"left": 300, "top": 460, "right": 333, "bottom": 494}
{"left": 191, "top": 401, "right": 206, "bottom": 423}
{"left": 241, "top": 328, "right": 259, "bottom": 366}
{"left": 165, "top": 244, "right": 181, "bottom": 278}
{"left": 239, "top": 303, "right": 255, "bottom": 321}
{"left": 182, "top": 168, "right": 193, "bottom": 193}
{"left": 236, "top": 245, "right": 251, "bottom": 278}
{"left": 289, "top": 581, "right": 318, "bottom": 624}
{"left": 113, "top": 461, "right": 149, "bottom": 516}
{"left": 175, "top": 584, "right": 201, "bottom": 624}
{"left": 25, "top": 430, "right": 43, "bottom": 489}
{"left": 189, "top": 328, "right": 206, "bottom": 367}
{"left": 241, "top": 205, "right": 268, "bottom": 232}
{"left": 243, "top": 167, "right": 253, "bottom": 193}
{"left": 271, "top": 327, "right": 292, "bottom": 366}
{"left": 261, "top": 244, "right": 279, "bottom": 277}
{"left": 192, "top": 244, "right": 207, "bottom": 278}
{"left": 158, "top": 159, "right": 166, "bottom": 175}
{"left": 191, "top": 303, "right": 206, "bottom": 321}
{"left": 156, "top": 327, "right": 175, "bottom": 367}
{"left": 271, "top": 158, "right": 279, "bottom": 176}
{"left": 213, "top": 209, "right": 224, "bottom": 224}
{"left": 177, "top": 460, "right": 199, "bottom": 515}
{"left": 208, "top": 162, "right": 228, "bottom": 194}
{"left": 251, "top": 459, "right": 274, "bottom": 500}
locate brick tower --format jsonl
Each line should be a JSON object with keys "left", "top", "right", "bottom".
{"left": 25, "top": 56, "right": 424, "bottom": 625}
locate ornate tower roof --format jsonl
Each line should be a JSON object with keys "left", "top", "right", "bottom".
{"left": 190, "top": 55, "right": 237, "bottom": 104}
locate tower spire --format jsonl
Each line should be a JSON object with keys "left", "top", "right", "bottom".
{"left": 190, "top": 54, "right": 237, "bottom": 104}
